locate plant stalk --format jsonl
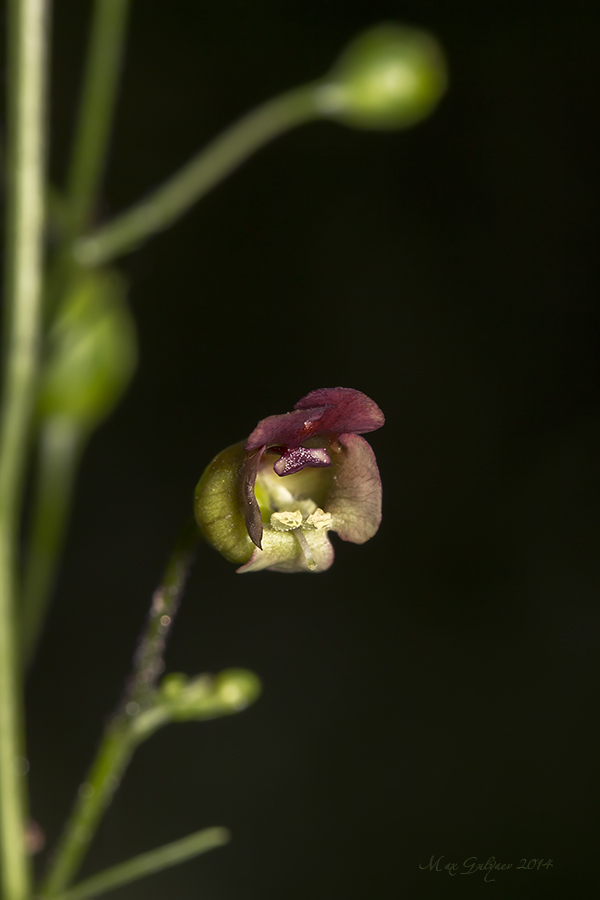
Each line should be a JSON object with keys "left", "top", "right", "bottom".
{"left": 65, "top": 0, "right": 131, "bottom": 238}
{"left": 20, "top": 419, "right": 83, "bottom": 668}
{"left": 22, "top": 0, "right": 132, "bottom": 665}
{"left": 0, "top": 1, "right": 49, "bottom": 898}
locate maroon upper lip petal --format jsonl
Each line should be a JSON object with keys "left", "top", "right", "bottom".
{"left": 245, "top": 387, "right": 384, "bottom": 452}
{"left": 245, "top": 407, "right": 328, "bottom": 452}
{"left": 294, "top": 387, "right": 385, "bottom": 435}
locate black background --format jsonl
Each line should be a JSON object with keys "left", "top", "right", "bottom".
{"left": 17, "top": 1, "right": 600, "bottom": 898}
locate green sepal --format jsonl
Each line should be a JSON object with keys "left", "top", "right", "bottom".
{"left": 194, "top": 442, "right": 255, "bottom": 564}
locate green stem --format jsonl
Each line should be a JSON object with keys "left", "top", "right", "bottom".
{"left": 43, "top": 0, "right": 130, "bottom": 322}
{"left": 22, "top": 0, "right": 131, "bottom": 665}
{"left": 73, "top": 83, "right": 323, "bottom": 267}
{"left": 39, "top": 520, "right": 200, "bottom": 896}
{"left": 20, "top": 419, "right": 84, "bottom": 669}
{"left": 0, "top": 1, "right": 49, "bottom": 899}
{"left": 46, "top": 827, "right": 230, "bottom": 900}
{"left": 66, "top": 0, "right": 131, "bottom": 237}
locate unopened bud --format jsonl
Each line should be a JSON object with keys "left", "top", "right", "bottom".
{"left": 38, "top": 269, "right": 137, "bottom": 429}
{"left": 154, "top": 669, "right": 262, "bottom": 724}
{"left": 318, "top": 23, "right": 447, "bottom": 130}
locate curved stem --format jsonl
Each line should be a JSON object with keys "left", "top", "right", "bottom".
{"left": 39, "top": 519, "right": 200, "bottom": 897}
{"left": 0, "top": 2, "right": 48, "bottom": 899}
{"left": 73, "top": 83, "right": 322, "bottom": 267}
{"left": 20, "top": 419, "right": 84, "bottom": 669}
{"left": 66, "top": 0, "right": 131, "bottom": 238}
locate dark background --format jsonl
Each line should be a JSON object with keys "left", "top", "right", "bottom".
{"left": 18, "top": 1, "right": 600, "bottom": 898}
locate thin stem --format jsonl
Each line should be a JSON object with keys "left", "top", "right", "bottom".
{"left": 20, "top": 419, "right": 84, "bottom": 669}
{"left": 73, "top": 83, "right": 322, "bottom": 267}
{"left": 47, "top": 827, "right": 230, "bottom": 900}
{"left": 43, "top": 0, "right": 130, "bottom": 321}
{"left": 40, "top": 520, "right": 200, "bottom": 897}
{"left": 66, "top": 0, "right": 131, "bottom": 237}
{"left": 0, "top": 1, "right": 48, "bottom": 898}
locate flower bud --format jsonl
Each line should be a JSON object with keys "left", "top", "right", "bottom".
{"left": 317, "top": 23, "right": 447, "bottom": 130}
{"left": 37, "top": 269, "right": 137, "bottom": 429}
{"left": 131, "top": 670, "right": 262, "bottom": 740}
{"left": 159, "top": 670, "right": 262, "bottom": 721}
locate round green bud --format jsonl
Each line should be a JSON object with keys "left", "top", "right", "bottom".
{"left": 37, "top": 269, "right": 137, "bottom": 429}
{"left": 318, "top": 23, "right": 447, "bottom": 130}
{"left": 213, "top": 669, "right": 262, "bottom": 711}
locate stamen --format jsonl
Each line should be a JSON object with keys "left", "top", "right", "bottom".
{"left": 292, "top": 528, "right": 317, "bottom": 570}
{"left": 305, "top": 508, "right": 333, "bottom": 530}
{"left": 270, "top": 510, "right": 303, "bottom": 531}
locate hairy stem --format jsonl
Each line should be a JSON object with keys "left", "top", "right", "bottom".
{"left": 39, "top": 520, "right": 200, "bottom": 897}
{"left": 0, "top": 1, "right": 49, "bottom": 898}
{"left": 73, "top": 83, "right": 322, "bottom": 266}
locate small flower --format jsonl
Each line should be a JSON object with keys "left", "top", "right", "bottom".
{"left": 194, "top": 387, "right": 384, "bottom": 573}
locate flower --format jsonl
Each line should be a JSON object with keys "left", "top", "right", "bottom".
{"left": 194, "top": 388, "right": 384, "bottom": 573}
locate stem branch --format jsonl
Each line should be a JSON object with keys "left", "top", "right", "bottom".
{"left": 73, "top": 84, "right": 321, "bottom": 266}
{"left": 47, "top": 827, "right": 230, "bottom": 900}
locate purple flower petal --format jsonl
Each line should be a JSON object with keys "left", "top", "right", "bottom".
{"left": 327, "top": 433, "right": 382, "bottom": 543}
{"left": 245, "top": 407, "right": 329, "bottom": 452}
{"left": 295, "top": 387, "right": 385, "bottom": 436}
{"left": 245, "top": 387, "right": 384, "bottom": 452}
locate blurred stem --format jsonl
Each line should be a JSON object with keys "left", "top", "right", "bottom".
{"left": 73, "top": 83, "right": 322, "bottom": 266}
{"left": 65, "top": 0, "right": 131, "bottom": 237}
{"left": 47, "top": 827, "right": 230, "bottom": 900}
{"left": 20, "top": 419, "right": 84, "bottom": 669}
{"left": 0, "top": 0, "right": 48, "bottom": 898}
{"left": 39, "top": 519, "right": 200, "bottom": 897}
{"left": 24, "top": 0, "right": 131, "bottom": 664}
